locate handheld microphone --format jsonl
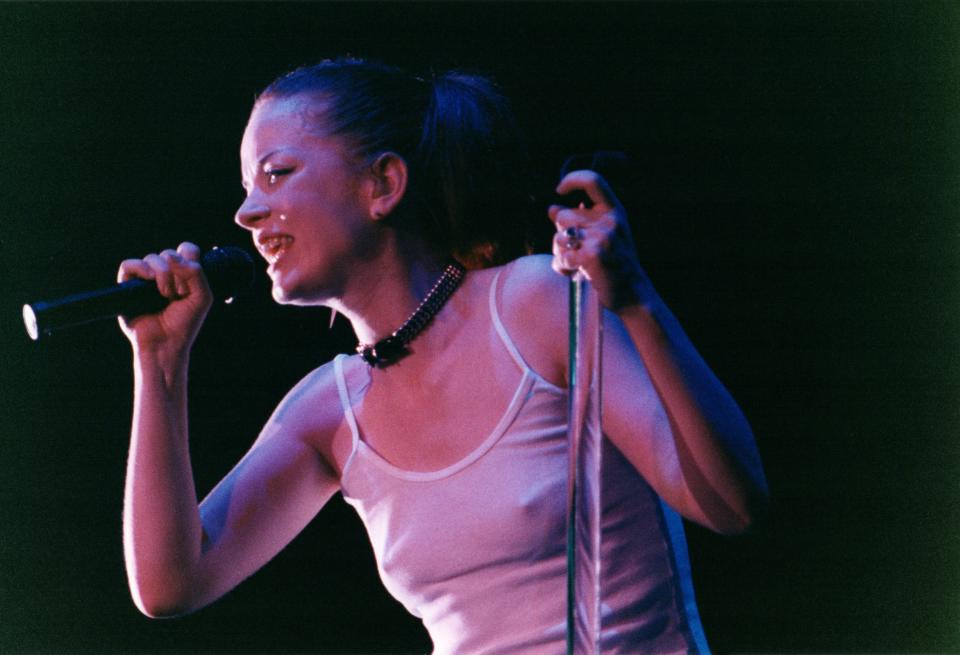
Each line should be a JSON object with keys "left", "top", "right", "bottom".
{"left": 22, "top": 246, "right": 255, "bottom": 341}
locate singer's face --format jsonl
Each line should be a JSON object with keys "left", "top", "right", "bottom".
{"left": 235, "top": 95, "right": 377, "bottom": 305}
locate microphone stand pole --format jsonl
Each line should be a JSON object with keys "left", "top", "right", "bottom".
{"left": 566, "top": 271, "right": 603, "bottom": 654}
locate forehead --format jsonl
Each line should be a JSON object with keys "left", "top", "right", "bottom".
{"left": 240, "top": 94, "right": 332, "bottom": 162}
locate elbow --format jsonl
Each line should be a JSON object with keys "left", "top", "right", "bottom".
{"left": 131, "top": 592, "right": 189, "bottom": 620}
{"left": 713, "top": 482, "right": 770, "bottom": 537}
{"left": 135, "top": 602, "right": 181, "bottom": 620}
{"left": 713, "top": 440, "right": 771, "bottom": 536}
{"left": 714, "top": 499, "right": 767, "bottom": 536}
{"left": 133, "top": 597, "right": 190, "bottom": 620}
{"left": 686, "top": 470, "right": 770, "bottom": 536}
{"left": 132, "top": 593, "right": 198, "bottom": 620}
{"left": 128, "top": 574, "right": 201, "bottom": 619}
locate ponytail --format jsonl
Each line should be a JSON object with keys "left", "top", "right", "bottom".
{"left": 417, "top": 72, "right": 533, "bottom": 267}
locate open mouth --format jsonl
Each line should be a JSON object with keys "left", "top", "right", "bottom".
{"left": 258, "top": 235, "right": 293, "bottom": 265}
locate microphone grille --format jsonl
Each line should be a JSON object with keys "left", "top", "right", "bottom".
{"left": 201, "top": 246, "right": 255, "bottom": 302}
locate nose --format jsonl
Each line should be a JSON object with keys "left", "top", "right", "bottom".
{"left": 234, "top": 196, "right": 270, "bottom": 230}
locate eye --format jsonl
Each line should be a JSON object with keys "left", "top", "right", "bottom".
{"left": 263, "top": 165, "right": 293, "bottom": 187}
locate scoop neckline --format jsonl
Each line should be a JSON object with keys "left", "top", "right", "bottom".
{"left": 351, "top": 365, "right": 536, "bottom": 482}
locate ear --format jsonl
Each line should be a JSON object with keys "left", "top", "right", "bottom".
{"left": 365, "top": 152, "right": 408, "bottom": 221}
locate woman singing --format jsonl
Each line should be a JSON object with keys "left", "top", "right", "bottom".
{"left": 118, "top": 57, "right": 767, "bottom": 653}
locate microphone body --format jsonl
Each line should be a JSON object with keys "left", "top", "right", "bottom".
{"left": 23, "top": 246, "right": 254, "bottom": 341}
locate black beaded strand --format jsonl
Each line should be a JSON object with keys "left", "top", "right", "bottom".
{"left": 356, "top": 261, "right": 466, "bottom": 368}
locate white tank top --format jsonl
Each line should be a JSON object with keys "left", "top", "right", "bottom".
{"left": 334, "top": 268, "right": 710, "bottom": 654}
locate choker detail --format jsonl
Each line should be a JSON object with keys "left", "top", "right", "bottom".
{"left": 357, "top": 261, "right": 466, "bottom": 368}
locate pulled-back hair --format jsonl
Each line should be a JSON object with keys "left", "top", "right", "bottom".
{"left": 258, "top": 57, "right": 535, "bottom": 269}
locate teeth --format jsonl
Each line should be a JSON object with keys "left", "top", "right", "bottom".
{"left": 259, "top": 235, "right": 293, "bottom": 263}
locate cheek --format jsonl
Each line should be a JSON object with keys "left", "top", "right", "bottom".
{"left": 287, "top": 178, "right": 376, "bottom": 261}
{"left": 301, "top": 179, "right": 365, "bottom": 227}
{"left": 293, "top": 210, "right": 374, "bottom": 282}
{"left": 311, "top": 208, "right": 371, "bottom": 254}
{"left": 325, "top": 201, "right": 380, "bottom": 256}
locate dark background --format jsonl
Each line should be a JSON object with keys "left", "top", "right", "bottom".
{"left": 2, "top": 1, "right": 958, "bottom": 652}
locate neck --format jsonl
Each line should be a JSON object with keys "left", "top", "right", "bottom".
{"left": 328, "top": 235, "right": 448, "bottom": 347}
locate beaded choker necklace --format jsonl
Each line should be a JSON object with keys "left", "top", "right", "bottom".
{"left": 356, "top": 261, "right": 466, "bottom": 368}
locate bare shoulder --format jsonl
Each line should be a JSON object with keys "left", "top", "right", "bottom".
{"left": 500, "top": 254, "right": 567, "bottom": 296}
{"left": 254, "top": 357, "right": 349, "bottom": 470}
{"left": 495, "top": 255, "right": 569, "bottom": 387}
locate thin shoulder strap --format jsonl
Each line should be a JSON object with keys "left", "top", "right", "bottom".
{"left": 333, "top": 354, "right": 361, "bottom": 454}
{"left": 489, "top": 266, "right": 530, "bottom": 373}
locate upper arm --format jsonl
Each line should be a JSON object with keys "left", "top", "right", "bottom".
{"left": 497, "top": 256, "right": 685, "bottom": 509}
{"left": 599, "top": 303, "right": 759, "bottom": 531}
{"left": 494, "top": 257, "right": 760, "bottom": 531}
{"left": 190, "top": 365, "right": 342, "bottom": 610}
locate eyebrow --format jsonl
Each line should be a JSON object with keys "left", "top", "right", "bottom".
{"left": 258, "top": 150, "right": 280, "bottom": 167}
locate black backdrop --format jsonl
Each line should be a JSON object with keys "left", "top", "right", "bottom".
{"left": 2, "top": 2, "right": 958, "bottom": 653}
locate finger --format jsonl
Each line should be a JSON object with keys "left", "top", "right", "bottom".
{"left": 552, "top": 231, "right": 587, "bottom": 273}
{"left": 551, "top": 246, "right": 577, "bottom": 276}
{"left": 550, "top": 256, "right": 576, "bottom": 278}
{"left": 158, "top": 248, "right": 183, "bottom": 264}
{"left": 549, "top": 204, "right": 585, "bottom": 225}
{"left": 173, "top": 244, "right": 213, "bottom": 301}
{"left": 553, "top": 225, "right": 586, "bottom": 252}
{"left": 159, "top": 249, "right": 193, "bottom": 297}
{"left": 177, "top": 241, "right": 202, "bottom": 262}
{"left": 552, "top": 248, "right": 582, "bottom": 277}
{"left": 550, "top": 206, "right": 588, "bottom": 231}
{"left": 556, "top": 170, "right": 620, "bottom": 210}
{"left": 117, "top": 259, "right": 155, "bottom": 284}
{"left": 143, "top": 253, "right": 176, "bottom": 299}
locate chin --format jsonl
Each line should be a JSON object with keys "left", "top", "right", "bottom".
{"left": 268, "top": 259, "right": 342, "bottom": 306}
{"left": 271, "top": 283, "right": 308, "bottom": 305}
{"left": 270, "top": 286, "right": 294, "bottom": 305}
{"left": 269, "top": 272, "right": 302, "bottom": 305}
{"left": 270, "top": 278, "right": 330, "bottom": 307}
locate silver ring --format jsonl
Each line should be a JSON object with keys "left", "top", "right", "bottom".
{"left": 562, "top": 226, "right": 582, "bottom": 250}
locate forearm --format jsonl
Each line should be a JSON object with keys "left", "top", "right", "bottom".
{"left": 123, "top": 348, "right": 203, "bottom": 616}
{"left": 617, "top": 280, "right": 768, "bottom": 533}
